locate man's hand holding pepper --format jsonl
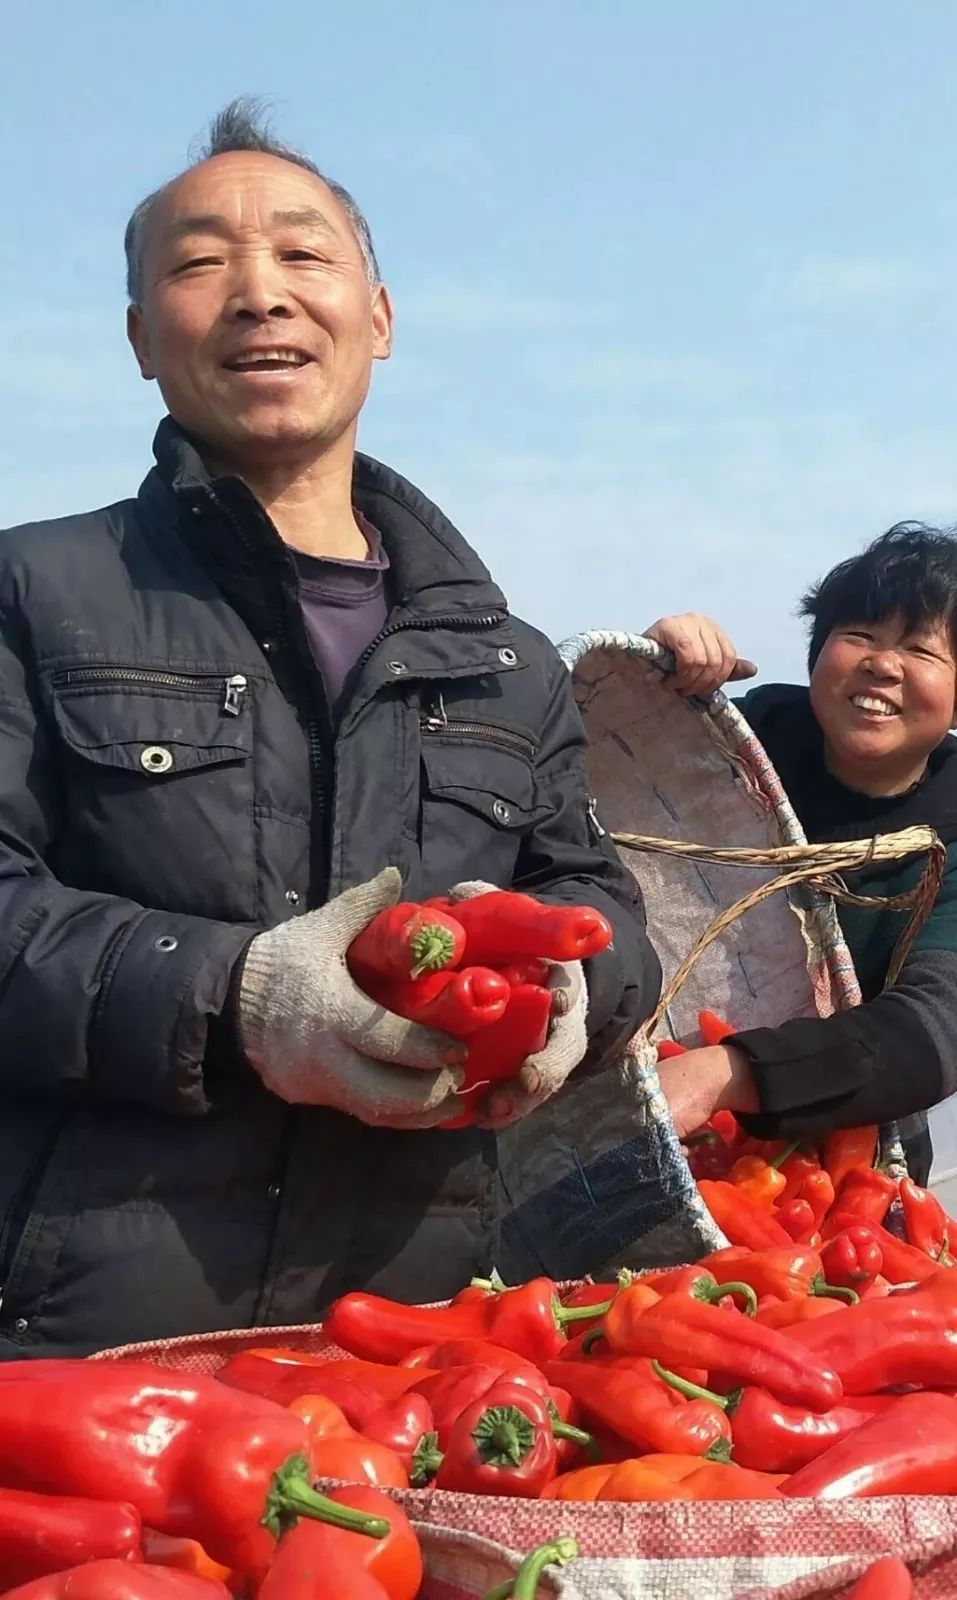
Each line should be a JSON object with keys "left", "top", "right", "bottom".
{"left": 238, "top": 868, "right": 465, "bottom": 1129}
{"left": 655, "top": 1043, "right": 760, "bottom": 1139}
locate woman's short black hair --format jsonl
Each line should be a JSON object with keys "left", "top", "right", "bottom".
{"left": 800, "top": 522, "right": 957, "bottom": 670}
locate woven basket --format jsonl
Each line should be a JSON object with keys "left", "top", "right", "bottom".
{"left": 494, "top": 631, "right": 943, "bottom": 1282}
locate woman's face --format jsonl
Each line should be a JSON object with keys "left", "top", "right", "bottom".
{"left": 810, "top": 611, "right": 957, "bottom": 794}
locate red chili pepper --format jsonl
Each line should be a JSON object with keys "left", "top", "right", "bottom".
{"left": 348, "top": 902, "right": 466, "bottom": 983}
{"left": 603, "top": 1286, "right": 842, "bottom": 1411}
{"left": 0, "top": 1566, "right": 232, "bottom": 1599}
{"left": 0, "top": 1489, "right": 142, "bottom": 1591}
{"left": 822, "top": 1127, "right": 878, "bottom": 1193}
{"left": 786, "top": 1288, "right": 957, "bottom": 1392}
{"left": 655, "top": 1039, "right": 687, "bottom": 1060}
{"left": 497, "top": 957, "right": 551, "bottom": 987}
{"left": 0, "top": 1364, "right": 390, "bottom": 1587}
{"left": 822, "top": 1168, "right": 898, "bottom": 1235}
{"left": 433, "top": 1382, "right": 558, "bottom": 1497}
{"left": 820, "top": 1227, "right": 883, "bottom": 1292}
{"left": 899, "top": 1176, "right": 952, "bottom": 1261}
{"left": 755, "top": 1297, "right": 846, "bottom": 1330}
{"left": 728, "top": 1390, "right": 895, "bottom": 1475}
{"left": 698, "top": 1009, "right": 736, "bottom": 1046}
{"left": 796, "top": 1169, "right": 836, "bottom": 1232}
{"left": 427, "top": 890, "right": 614, "bottom": 965}
{"left": 726, "top": 1155, "right": 789, "bottom": 1209}
{"left": 777, "top": 1149, "right": 822, "bottom": 1201}
{"left": 257, "top": 1484, "right": 421, "bottom": 1600}
{"left": 703, "top": 1245, "right": 856, "bottom": 1305}
{"left": 783, "top": 1391, "right": 957, "bottom": 1499}
{"left": 544, "top": 1359, "right": 731, "bottom": 1458}
{"left": 441, "top": 983, "right": 552, "bottom": 1126}
{"left": 398, "top": 1339, "right": 545, "bottom": 1382}
{"left": 215, "top": 1352, "right": 397, "bottom": 1420}
{"left": 365, "top": 965, "right": 510, "bottom": 1036}
{"left": 776, "top": 1199, "right": 817, "bottom": 1243}
{"left": 845, "top": 1556, "right": 914, "bottom": 1599}
{"left": 823, "top": 1216, "right": 948, "bottom": 1286}
{"left": 696, "top": 1180, "right": 792, "bottom": 1249}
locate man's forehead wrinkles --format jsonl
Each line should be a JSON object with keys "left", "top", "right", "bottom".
{"left": 157, "top": 206, "right": 339, "bottom": 241}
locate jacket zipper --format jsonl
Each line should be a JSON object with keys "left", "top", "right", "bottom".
{"left": 54, "top": 666, "right": 249, "bottom": 717}
{"left": 420, "top": 699, "right": 536, "bottom": 759}
{"left": 353, "top": 609, "right": 506, "bottom": 678}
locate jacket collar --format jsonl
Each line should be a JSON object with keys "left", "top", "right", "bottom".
{"left": 140, "top": 416, "right": 509, "bottom": 624}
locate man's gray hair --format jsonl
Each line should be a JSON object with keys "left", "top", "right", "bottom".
{"left": 123, "top": 98, "right": 381, "bottom": 303}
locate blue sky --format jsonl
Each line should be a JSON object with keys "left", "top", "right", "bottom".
{"left": 3, "top": 1, "right": 957, "bottom": 681}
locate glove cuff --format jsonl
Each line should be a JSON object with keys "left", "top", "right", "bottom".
{"left": 237, "top": 935, "right": 279, "bottom": 1067}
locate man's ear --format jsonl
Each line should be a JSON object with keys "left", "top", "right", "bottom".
{"left": 127, "top": 305, "right": 155, "bottom": 380}
{"left": 371, "top": 283, "right": 394, "bottom": 362}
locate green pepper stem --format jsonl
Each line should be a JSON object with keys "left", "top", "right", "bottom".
{"left": 409, "top": 922, "right": 458, "bottom": 978}
{"left": 812, "top": 1280, "right": 860, "bottom": 1304}
{"left": 769, "top": 1140, "right": 802, "bottom": 1171}
{"left": 651, "top": 1360, "right": 730, "bottom": 1411}
{"left": 556, "top": 1296, "right": 615, "bottom": 1326}
{"left": 580, "top": 1327, "right": 606, "bottom": 1355}
{"left": 550, "top": 1418, "right": 592, "bottom": 1446}
{"left": 470, "top": 1273, "right": 510, "bottom": 1293}
{"left": 700, "top": 1279, "right": 758, "bottom": 1317}
{"left": 481, "top": 1537, "right": 581, "bottom": 1600}
{"left": 410, "top": 1430, "right": 443, "bottom": 1486}
{"left": 262, "top": 1454, "right": 390, "bottom": 1539}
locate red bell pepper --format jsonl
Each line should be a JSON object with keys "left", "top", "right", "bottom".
{"left": 0, "top": 1488, "right": 142, "bottom": 1590}
{"left": 348, "top": 902, "right": 466, "bottom": 983}
{"left": 777, "top": 1149, "right": 821, "bottom": 1202}
{"left": 845, "top": 1556, "right": 914, "bottom": 1599}
{"left": 0, "top": 1567, "right": 231, "bottom": 1599}
{"left": 427, "top": 890, "right": 613, "bottom": 965}
{"left": 257, "top": 1484, "right": 421, "bottom": 1600}
{"left": 286, "top": 1395, "right": 410, "bottom": 1488}
{"left": 696, "top": 1180, "right": 792, "bottom": 1249}
{"left": 327, "top": 1276, "right": 609, "bottom": 1365}
{"left": 822, "top": 1167, "right": 897, "bottom": 1234}
{"left": 544, "top": 1359, "right": 731, "bottom": 1457}
{"left": 441, "top": 982, "right": 552, "bottom": 1126}
{"left": 726, "top": 1155, "right": 789, "bottom": 1209}
{"left": 497, "top": 958, "right": 551, "bottom": 987}
{"left": 358, "top": 1395, "right": 440, "bottom": 1484}
{"left": 367, "top": 966, "right": 510, "bottom": 1035}
{"left": 703, "top": 1246, "right": 856, "bottom": 1305}
{"left": 0, "top": 1364, "right": 390, "bottom": 1586}
{"left": 899, "top": 1176, "right": 952, "bottom": 1260}
{"left": 603, "top": 1286, "right": 842, "bottom": 1411}
{"left": 820, "top": 1227, "right": 883, "bottom": 1292}
{"left": 822, "top": 1127, "right": 878, "bottom": 1193}
{"left": 433, "top": 1382, "right": 558, "bottom": 1497}
{"left": 784, "top": 1391, "right": 957, "bottom": 1498}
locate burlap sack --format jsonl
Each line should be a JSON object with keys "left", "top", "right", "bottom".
{"left": 495, "top": 630, "right": 938, "bottom": 1283}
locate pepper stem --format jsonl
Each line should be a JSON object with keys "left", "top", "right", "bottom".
{"left": 473, "top": 1405, "right": 535, "bottom": 1468}
{"left": 769, "top": 1140, "right": 802, "bottom": 1171}
{"left": 697, "top": 1279, "right": 758, "bottom": 1317}
{"left": 410, "top": 1430, "right": 444, "bottom": 1486}
{"left": 812, "top": 1282, "right": 860, "bottom": 1304}
{"left": 481, "top": 1537, "right": 581, "bottom": 1600}
{"left": 261, "top": 1454, "right": 390, "bottom": 1539}
{"left": 409, "top": 923, "right": 459, "bottom": 978}
{"left": 551, "top": 1418, "right": 593, "bottom": 1446}
{"left": 556, "top": 1295, "right": 615, "bottom": 1326}
{"left": 470, "top": 1272, "right": 510, "bottom": 1293}
{"left": 580, "top": 1327, "right": 606, "bottom": 1355}
{"left": 651, "top": 1360, "right": 730, "bottom": 1411}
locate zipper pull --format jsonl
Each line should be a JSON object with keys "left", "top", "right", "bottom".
{"left": 422, "top": 692, "right": 449, "bottom": 732}
{"left": 587, "top": 795, "right": 606, "bottom": 838}
{"left": 223, "top": 674, "right": 248, "bottom": 716}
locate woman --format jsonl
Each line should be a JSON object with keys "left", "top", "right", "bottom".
{"left": 646, "top": 523, "right": 957, "bottom": 1183}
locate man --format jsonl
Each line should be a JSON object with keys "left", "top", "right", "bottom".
{"left": 646, "top": 522, "right": 957, "bottom": 1181}
{"left": 0, "top": 103, "right": 659, "bottom": 1357}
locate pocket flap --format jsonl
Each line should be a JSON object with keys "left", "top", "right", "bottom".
{"left": 53, "top": 682, "right": 251, "bottom": 775}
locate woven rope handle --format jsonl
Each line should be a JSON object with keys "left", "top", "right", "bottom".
{"left": 610, "top": 825, "right": 946, "bottom": 1037}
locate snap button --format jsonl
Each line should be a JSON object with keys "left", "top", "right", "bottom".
{"left": 498, "top": 648, "right": 518, "bottom": 667}
{"left": 141, "top": 745, "right": 173, "bottom": 774}
{"left": 492, "top": 799, "right": 512, "bottom": 824}
{"left": 155, "top": 935, "right": 179, "bottom": 953}
{"left": 13, "top": 1318, "right": 28, "bottom": 1333}
{"left": 387, "top": 660, "right": 408, "bottom": 676}
{"left": 285, "top": 889, "right": 301, "bottom": 907}
{"left": 261, "top": 639, "right": 276, "bottom": 654}
{"left": 268, "top": 1183, "right": 282, "bottom": 1200}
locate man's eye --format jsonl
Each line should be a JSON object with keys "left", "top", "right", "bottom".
{"left": 172, "top": 256, "right": 223, "bottom": 274}
{"left": 281, "top": 249, "right": 321, "bottom": 262}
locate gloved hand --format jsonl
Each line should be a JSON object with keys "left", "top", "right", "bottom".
{"left": 440, "top": 881, "right": 589, "bottom": 1129}
{"left": 239, "top": 868, "right": 465, "bottom": 1128}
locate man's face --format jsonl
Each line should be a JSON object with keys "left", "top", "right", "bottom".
{"left": 810, "top": 611, "right": 957, "bottom": 790}
{"left": 127, "top": 152, "right": 392, "bottom": 469}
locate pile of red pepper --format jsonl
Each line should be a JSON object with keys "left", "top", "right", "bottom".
{"left": 346, "top": 889, "right": 612, "bottom": 1123}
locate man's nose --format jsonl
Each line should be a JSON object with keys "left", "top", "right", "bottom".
{"left": 223, "top": 253, "right": 293, "bottom": 321}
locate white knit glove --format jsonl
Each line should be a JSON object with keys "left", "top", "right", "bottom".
{"left": 442, "top": 881, "right": 589, "bottom": 1129}
{"left": 239, "top": 868, "right": 464, "bottom": 1128}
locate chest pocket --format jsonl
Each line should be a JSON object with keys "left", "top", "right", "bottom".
{"left": 417, "top": 717, "right": 554, "bottom": 895}
{"left": 49, "top": 667, "right": 258, "bottom": 921}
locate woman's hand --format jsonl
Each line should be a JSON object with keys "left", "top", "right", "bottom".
{"left": 656, "top": 1043, "right": 760, "bottom": 1139}
{"left": 645, "top": 613, "right": 757, "bottom": 697}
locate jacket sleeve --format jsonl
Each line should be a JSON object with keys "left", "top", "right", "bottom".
{"left": 733, "top": 856, "right": 957, "bottom": 1136}
{"left": 512, "top": 654, "right": 661, "bottom": 1069}
{"left": 0, "top": 614, "right": 254, "bottom": 1115}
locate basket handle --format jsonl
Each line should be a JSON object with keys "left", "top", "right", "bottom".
{"left": 610, "top": 825, "right": 946, "bottom": 1037}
